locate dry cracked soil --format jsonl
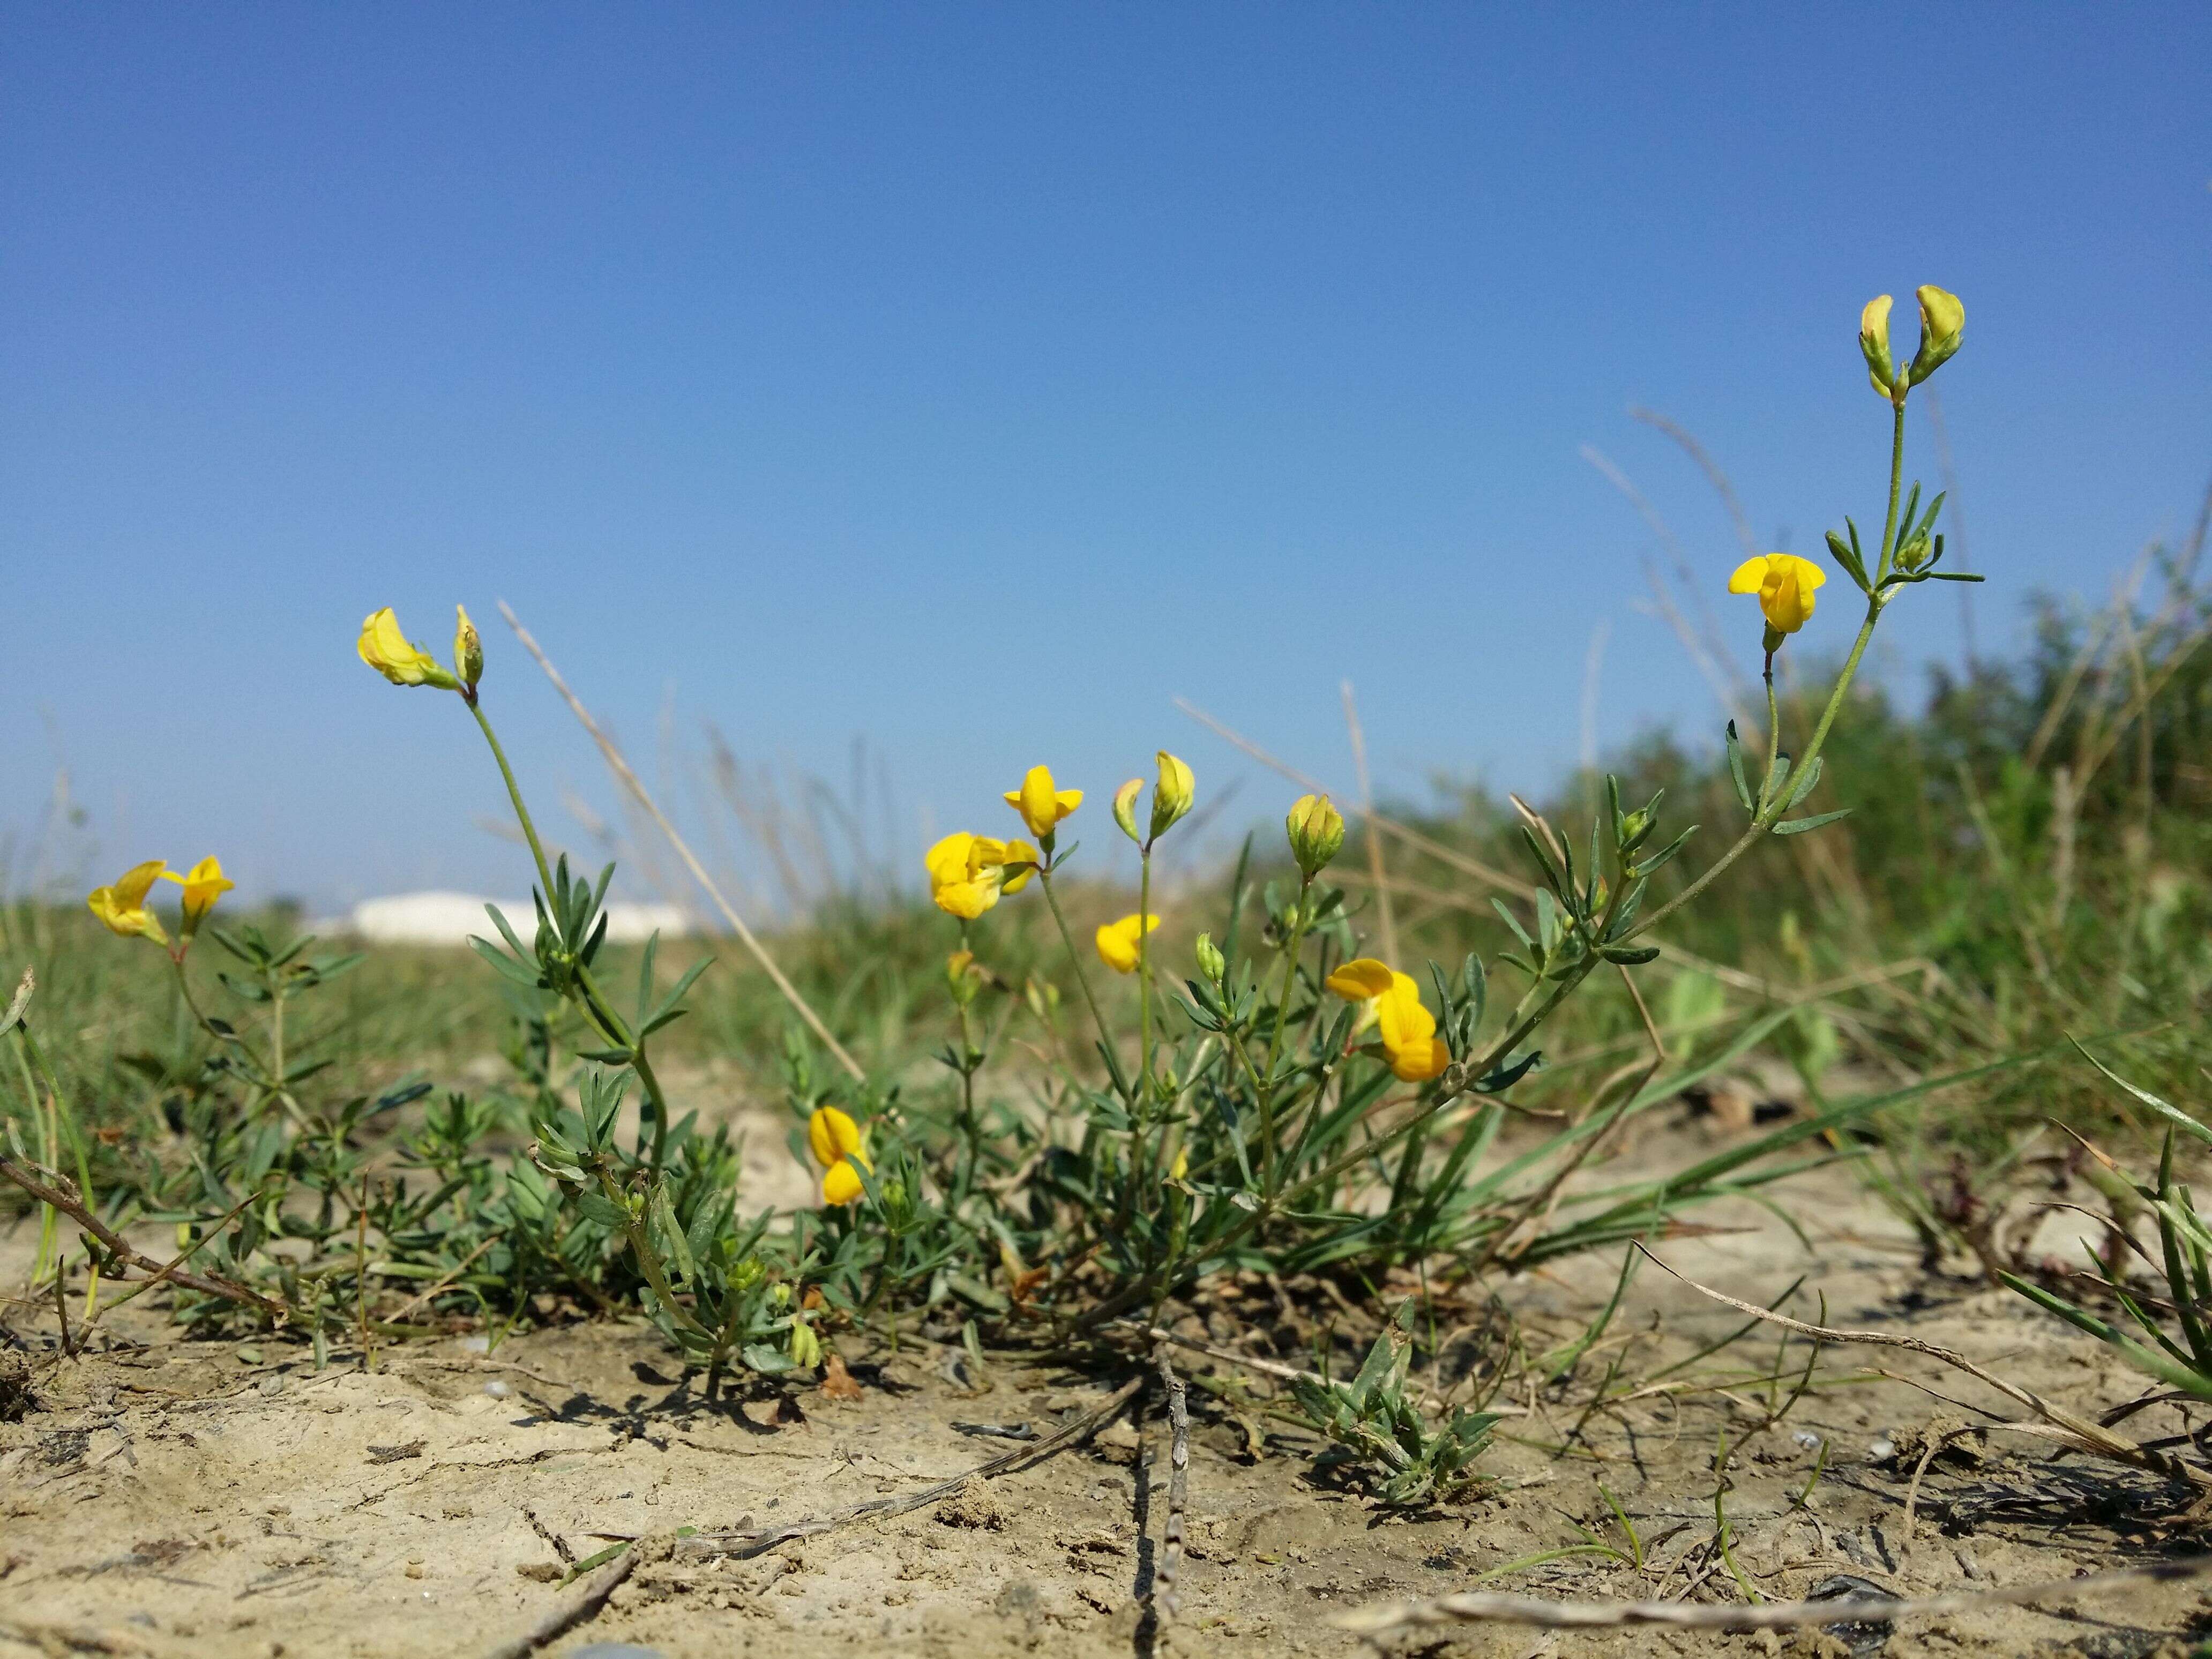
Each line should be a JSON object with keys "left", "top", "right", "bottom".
{"left": 4, "top": 1159, "right": 2208, "bottom": 1659}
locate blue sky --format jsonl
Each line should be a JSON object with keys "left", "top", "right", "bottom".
{"left": 5, "top": 4, "right": 2208, "bottom": 911}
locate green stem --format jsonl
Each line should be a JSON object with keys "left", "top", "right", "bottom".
{"left": 469, "top": 700, "right": 557, "bottom": 902}
{"left": 1632, "top": 400, "right": 1906, "bottom": 940}
{"left": 1254, "top": 875, "right": 1314, "bottom": 1199}
{"left": 1630, "top": 597, "right": 1881, "bottom": 941}
{"left": 599, "top": 1167, "right": 712, "bottom": 1340}
{"left": 1875, "top": 400, "right": 1907, "bottom": 582}
{"left": 1761, "top": 668, "right": 1781, "bottom": 810}
{"left": 1037, "top": 868, "right": 1120, "bottom": 1097}
{"left": 1136, "top": 848, "right": 1154, "bottom": 1107}
{"left": 569, "top": 959, "right": 671, "bottom": 1169}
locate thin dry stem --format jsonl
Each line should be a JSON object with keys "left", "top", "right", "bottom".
{"left": 1341, "top": 679, "right": 1398, "bottom": 966}
{"left": 1334, "top": 1552, "right": 2212, "bottom": 1638}
{"left": 496, "top": 601, "right": 864, "bottom": 1082}
{"left": 1635, "top": 1245, "right": 2212, "bottom": 1490}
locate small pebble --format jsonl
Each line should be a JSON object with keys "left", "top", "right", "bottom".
{"left": 483, "top": 1380, "right": 512, "bottom": 1399}
{"left": 258, "top": 1374, "right": 285, "bottom": 1398}
{"left": 1866, "top": 1437, "right": 1894, "bottom": 1461}
{"left": 458, "top": 1335, "right": 491, "bottom": 1355}
{"left": 1792, "top": 1430, "right": 1822, "bottom": 1451}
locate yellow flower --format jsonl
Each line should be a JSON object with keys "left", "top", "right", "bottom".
{"left": 808, "top": 1104, "right": 863, "bottom": 1167}
{"left": 1323, "top": 957, "right": 1395, "bottom": 1005}
{"left": 821, "top": 1156, "right": 870, "bottom": 1206}
{"left": 1908, "top": 284, "right": 1964, "bottom": 385}
{"left": 1727, "top": 554, "right": 1827, "bottom": 637}
{"left": 808, "top": 1105, "right": 872, "bottom": 1206}
{"left": 925, "top": 833, "right": 1034, "bottom": 917}
{"left": 1858, "top": 294, "right": 1896, "bottom": 398}
{"left": 87, "top": 860, "right": 170, "bottom": 945}
{"left": 1004, "top": 765, "right": 1082, "bottom": 839}
{"left": 357, "top": 607, "right": 460, "bottom": 690}
{"left": 162, "top": 855, "right": 235, "bottom": 937}
{"left": 1325, "top": 958, "right": 1449, "bottom": 1082}
{"left": 999, "top": 838, "right": 1039, "bottom": 894}
{"left": 1094, "top": 913, "right": 1160, "bottom": 974}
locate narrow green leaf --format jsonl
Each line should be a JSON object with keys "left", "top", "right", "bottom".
{"left": 1772, "top": 809, "right": 1851, "bottom": 836}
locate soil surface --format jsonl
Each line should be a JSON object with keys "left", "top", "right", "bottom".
{"left": 3, "top": 1160, "right": 2206, "bottom": 1659}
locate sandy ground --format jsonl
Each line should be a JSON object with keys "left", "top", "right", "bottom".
{"left": 3, "top": 1160, "right": 2207, "bottom": 1659}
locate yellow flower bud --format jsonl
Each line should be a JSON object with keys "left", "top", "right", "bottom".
{"left": 1858, "top": 294, "right": 1896, "bottom": 399}
{"left": 1112, "top": 778, "right": 1144, "bottom": 843}
{"left": 788, "top": 1321, "right": 823, "bottom": 1369}
{"left": 1149, "top": 751, "right": 1194, "bottom": 840}
{"left": 454, "top": 604, "right": 483, "bottom": 691}
{"left": 357, "top": 607, "right": 461, "bottom": 691}
{"left": 1194, "top": 931, "right": 1225, "bottom": 982}
{"left": 1908, "top": 285, "right": 1964, "bottom": 385}
{"left": 1285, "top": 794, "right": 1346, "bottom": 876}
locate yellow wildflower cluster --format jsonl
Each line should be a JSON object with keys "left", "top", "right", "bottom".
{"left": 808, "top": 1105, "right": 871, "bottom": 1206}
{"left": 356, "top": 604, "right": 483, "bottom": 698}
{"left": 87, "top": 856, "right": 234, "bottom": 951}
{"left": 1324, "top": 958, "right": 1449, "bottom": 1082}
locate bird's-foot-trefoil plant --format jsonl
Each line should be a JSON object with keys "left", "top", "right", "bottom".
{"left": 0, "top": 285, "right": 1990, "bottom": 1476}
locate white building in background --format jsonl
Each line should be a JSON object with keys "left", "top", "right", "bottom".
{"left": 335, "top": 891, "right": 694, "bottom": 946}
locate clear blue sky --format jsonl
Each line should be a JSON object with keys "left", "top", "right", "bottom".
{"left": 5, "top": 4, "right": 2208, "bottom": 911}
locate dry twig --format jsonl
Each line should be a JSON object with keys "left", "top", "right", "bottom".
{"left": 0, "top": 1153, "right": 282, "bottom": 1323}
{"left": 1635, "top": 1245, "right": 2212, "bottom": 1490}
{"left": 1334, "top": 1552, "right": 2212, "bottom": 1638}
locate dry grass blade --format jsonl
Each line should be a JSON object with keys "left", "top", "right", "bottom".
{"left": 1634, "top": 1244, "right": 2212, "bottom": 1489}
{"left": 1175, "top": 696, "right": 1539, "bottom": 901}
{"left": 496, "top": 600, "right": 865, "bottom": 1082}
{"left": 1332, "top": 1552, "right": 2212, "bottom": 1638}
{"left": 480, "top": 1534, "right": 668, "bottom": 1659}
{"left": 1340, "top": 679, "right": 1398, "bottom": 966}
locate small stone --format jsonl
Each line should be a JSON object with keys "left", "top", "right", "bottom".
{"left": 483, "top": 1380, "right": 512, "bottom": 1399}
{"left": 458, "top": 1335, "right": 491, "bottom": 1354}
{"left": 258, "top": 1375, "right": 285, "bottom": 1399}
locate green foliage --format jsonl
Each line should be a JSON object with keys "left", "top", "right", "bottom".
{"left": 1289, "top": 1304, "right": 1501, "bottom": 1506}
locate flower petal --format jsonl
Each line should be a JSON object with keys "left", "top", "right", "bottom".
{"left": 1324, "top": 958, "right": 1397, "bottom": 1002}
{"left": 1727, "top": 556, "right": 1773, "bottom": 595}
